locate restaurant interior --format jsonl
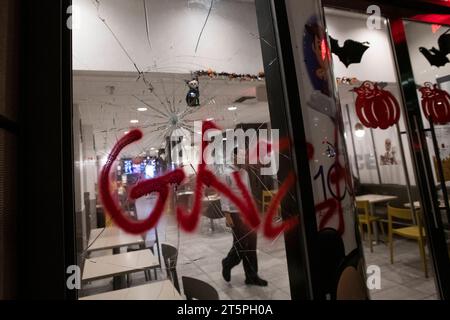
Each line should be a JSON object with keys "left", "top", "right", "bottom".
{"left": 72, "top": 0, "right": 449, "bottom": 300}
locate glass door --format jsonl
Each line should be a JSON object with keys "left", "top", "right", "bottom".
{"left": 394, "top": 17, "right": 450, "bottom": 298}
{"left": 322, "top": 7, "right": 450, "bottom": 300}
{"left": 402, "top": 19, "right": 450, "bottom": 255}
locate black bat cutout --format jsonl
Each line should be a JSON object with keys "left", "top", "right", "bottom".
{"left": 329, "top": 36, "right": 370, "bottom": 68}
{"left": 419, "top": 28, "right": 450, "bottom": 67}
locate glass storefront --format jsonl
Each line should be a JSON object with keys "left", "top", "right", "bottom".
{"left": 69, "top": 0, "right": 450, "bottom": 300}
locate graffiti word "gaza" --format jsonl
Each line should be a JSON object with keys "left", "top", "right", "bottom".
{"left": 99, "top": 121, "right": 298, "bottom": 239}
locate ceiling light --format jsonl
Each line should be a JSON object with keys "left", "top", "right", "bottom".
{"left": 137, "top": 107, "right": 148, "bottom": 112}
{"left": 228, "top": 106, "right": 237, "bottom": 111}
{"left": 130, "top": 120, "right": 139, "bottom": 124}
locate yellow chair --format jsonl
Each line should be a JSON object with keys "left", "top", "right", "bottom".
{"left": 262, "top": 190, "right": 281, "bottom": 221}
{"left": 387, "top": 204, "right": 428, "bottom": 278}
{"left": 262, "top": 190, "right": 275, "bottom": 213}
{"left": 356, "top": 200, "right": 384, "bottom": 253}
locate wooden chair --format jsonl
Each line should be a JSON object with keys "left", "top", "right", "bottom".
{"left": 356, "top": 200, "right": 384, "bottom": 253}
{"left": 182, "top": 276, "right": 219, "bottom": 300}
{"left": 387, "top": 203, "right": 428, "bottom": 278}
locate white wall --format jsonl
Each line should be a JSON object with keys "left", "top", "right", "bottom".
{"left": 73, "top": 0, "right": 263, "bottom": 74}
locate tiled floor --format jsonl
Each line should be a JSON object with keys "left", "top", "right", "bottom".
{"left": 362, "top": 238, "right": 438, "bottom": 300}
{"left": 81, "top": 215, "right": 439, "bottom": 300}
{"left": 81, "top": 215, "right": 291, "bottom": 300}
{"left": 163, "top": 215, "right": 291, "bottom": 300}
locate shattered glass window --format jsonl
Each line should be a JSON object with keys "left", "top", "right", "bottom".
{"left": 72, "top": 0, "right": 300, "bottom": 300}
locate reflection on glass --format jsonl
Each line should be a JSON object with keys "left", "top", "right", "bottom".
{"left": 403, "top": 20, "right": 450, "bottom": 262}
{"left": 324, "top": 8, "right": 438, "bottom": 300}
{"left": 72, "top": 0, "right": 297, "bottom": 301}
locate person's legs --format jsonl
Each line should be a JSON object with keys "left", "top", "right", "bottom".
{"left": 242, "top": 228, "right": 267, "bottom": 286}
{"left": 223, "top": 226, "right": 243, "bottom": 270}
{"left": 222, "top": 219, "right": 245, "bottom": 282}
{"left": 224, "top": 213, "right": 267, "bottom": 286}
{"left": 242, "top": 229, "right": 258, "bottom": 278}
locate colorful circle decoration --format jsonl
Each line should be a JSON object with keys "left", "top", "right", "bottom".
{"left": 353, "top": 81, "right": 401, "bottom": 130}
{"left": 304, "top": 16, "right": 331, "bottom": 96}
{"left": 419, "top": 82, "right": 450, "bottom": 125}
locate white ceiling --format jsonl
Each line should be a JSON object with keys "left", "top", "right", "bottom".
{"left": 73, "top": 0, "right": 264, "bottom": 74}
{"left": 73, "top": 70, "right": 270, "bottom": 157}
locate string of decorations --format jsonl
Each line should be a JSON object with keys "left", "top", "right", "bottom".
{"left": 336, "top": 77, "right": 359, "bottom": 85}
{"left": 192, "top": 69, "right": 265, "bottom": 81}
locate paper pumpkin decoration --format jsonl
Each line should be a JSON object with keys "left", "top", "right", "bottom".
{"left": 353, "top": 81, "right": 401, "bottom": 130}
{"left": 419, "top": 82, "right": 450, "bottom": 125}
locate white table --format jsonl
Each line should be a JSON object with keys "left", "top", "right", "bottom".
{"left": 82, "top": 249, "right": 159, "bottom": 282}
{"left": 80, "top": 280, "right": 182, "bottom": 300}
{"left": 87, "top": 227, "right": 145, "bottom": 253}
{"left": 355, "top": 194, "right": 398, "bottom": 204}
{"left": 405, "top": 200, "right": 450, "bottom": 210}
{"left": 355, "top": 194, "right": 398, "bottom": 243}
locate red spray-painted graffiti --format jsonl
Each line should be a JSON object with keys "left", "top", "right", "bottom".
{"left": 99, "top": 121, "right": 299, "bottom": 239}
{"left": 313, "top": 125, "right": 350, "bottom": 236}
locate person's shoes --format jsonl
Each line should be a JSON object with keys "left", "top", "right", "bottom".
{"left": 245, "top": 276, "right": 268, "bottom": 286}
{"left": 222, "top": 259, "right": 231, "bottom": 282}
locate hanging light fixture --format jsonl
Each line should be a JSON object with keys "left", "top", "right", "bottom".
{"left": 354, "top": 122, "right": 366, "bottom": 138}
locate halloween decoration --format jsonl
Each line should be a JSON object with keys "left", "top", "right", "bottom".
{"left": 317, "top": 228, "right": 346, "bottom": 299}
{"left": 336, "top": 249, "right": 368, "bottom": 300}
{"left": 304, "top": 20, "right": 332, "bottom": 96}
{"left": 329, "top": 36, "right": 370, "bottom": 68}
{"left": 323, "top": 140, "right": 336, "bottom": 158}
{"left": 352, "top": 81, "right": 401, "bottom": 130}
{"left": 318, "top": 229, "right": 369, "bottom": 300}
{"left": 193, "top": 69, "right": 265, "bottom": 81}
{"left": 419, "top": 82, "right": 450, "bottom": 125}
{"left": 336, "top": 77, "right": 359, "bottom": 85}
{"left": 304, "top": 17, "right": 337, "bottom": 118}
{"left": 186, "top": 78, "right": 200, "bottom": 107}
{"left": 419, "top": 28, "right": 450, "bottom": 67}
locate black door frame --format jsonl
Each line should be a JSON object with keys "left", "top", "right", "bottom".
{"left": 19, "top": 0, "right": 76, "bottom": 299}
{"left": 319, "top": 0, "right": 450, "bottom": 299}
